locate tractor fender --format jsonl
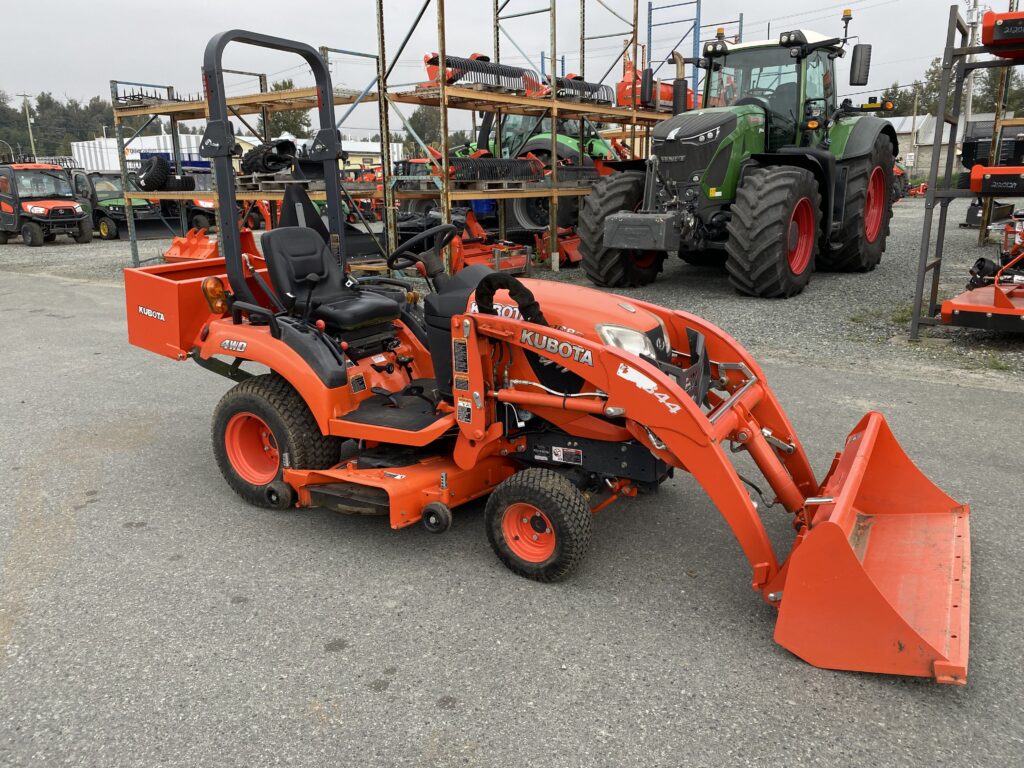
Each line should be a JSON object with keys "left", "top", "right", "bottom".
{"left": 832, "top": 115, "right": 899, "bottom": 161}
{"left": 746, "top": 147, "right": 837, "bottom": 237}
{"left": 197, "top": 320, "right": 348, "bottom": 433}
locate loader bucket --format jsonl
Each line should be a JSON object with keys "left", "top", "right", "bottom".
{"left": 774, "top": 413, "right": 970, "bottom": 684}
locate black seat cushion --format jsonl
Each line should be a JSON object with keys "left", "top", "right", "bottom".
{"left": 261, "top": 226, "right": 399, "bottom": 331}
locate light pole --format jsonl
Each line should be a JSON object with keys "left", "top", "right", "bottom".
{"left": 17, "top": 93, "right": 36, "bottom": 157}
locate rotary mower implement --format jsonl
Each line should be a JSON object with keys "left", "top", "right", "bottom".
{"left": 124, "top": 30, "right": 971, "bottom": 686}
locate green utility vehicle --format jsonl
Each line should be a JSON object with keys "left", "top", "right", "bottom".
{"left": 579, "top": 12, "right": 897, "bottom": 297}
{"left": 71, "top": 170, "right": 162, "bottom": 240}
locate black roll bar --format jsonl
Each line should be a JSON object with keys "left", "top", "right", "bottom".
{"left": 199, "top": 30, "right": 346, "bottom": 306}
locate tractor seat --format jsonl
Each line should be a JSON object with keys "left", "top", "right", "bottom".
{"left": 261, "top": 227, "right": 399, "bottom": 331}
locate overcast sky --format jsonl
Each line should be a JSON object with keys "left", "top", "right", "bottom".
{"left": 3, "top": 0, "right": 969, "bottom": 136}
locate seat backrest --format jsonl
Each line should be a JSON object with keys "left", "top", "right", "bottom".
{"left": 279, "top": 184, "right": 331, "bottom": 245}
{"left": 261, "top": 226, "right": 344, "bottom": 307}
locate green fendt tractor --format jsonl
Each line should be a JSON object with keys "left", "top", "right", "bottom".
{"left": 579, "top": 11, "right": 897, "bottom": 297}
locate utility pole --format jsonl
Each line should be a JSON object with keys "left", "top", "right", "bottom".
{"left": 17, "top": 93, "right": 36, "bottom": 157}
{"left": 963, "top": 0, "right": 980, "bottom": 126}
{"left": 910, "top": 87, "right": 919, "bottom": 178}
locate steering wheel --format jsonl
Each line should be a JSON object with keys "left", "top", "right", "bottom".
{"left": 387, "top": 223, "right": 458, "bottom": 275}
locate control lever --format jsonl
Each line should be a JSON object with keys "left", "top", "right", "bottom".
{"left": 301, "top": 272, "right": 320, "bottom": 325}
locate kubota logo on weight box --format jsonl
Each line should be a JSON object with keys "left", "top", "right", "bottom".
{"left": 137, "top": 305, "right": 165, "bottom": 322}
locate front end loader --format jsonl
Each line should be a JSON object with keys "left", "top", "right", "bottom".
{"left": 579, "top": 11, "right": 898, "bottom": 297}
{"left": 124, "top": 30, "right": 971, "bottom": 685}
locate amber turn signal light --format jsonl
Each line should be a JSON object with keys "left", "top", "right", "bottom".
{"left": 202, "top": 276, "right": 229, "bottom": 315}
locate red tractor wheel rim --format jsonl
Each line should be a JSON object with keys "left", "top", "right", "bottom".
{"left": 501, "top": 503, "right": 556, "bottom": 563}
{"left": 787, "top": 197, "right": 814, "bottom": 275}
{"left": 224, "top": 412, "right": 280, "bottom": 485}
{"left": 632, "top": 250, "right": 657, "bottom": 269}
{"left": 864, "top": 166, "right": 886, "bottom": 243}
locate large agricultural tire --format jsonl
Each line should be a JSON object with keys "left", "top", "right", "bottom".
{"left": 725, "top": 166, "right": 821, "bottom": 298}
{"left": 212, "top": 374, "right": 341, "bottom": 508}
{"left": 506, "top": 196, "right": 577, "bottom": 230}
{"left": 818, "top": 133, "right": 894, "bottom": 272}
{"left": 136, "top": 156, "right": 170, "bottom": 191}
{"left": 579, "top": 172, "right": 665, "bottom": 287}
{"left": 21, "top": 222, "right": 44, "bottom": 247}
{"left": 241, "top": 140, "right": 297, "bottom": 175}
{"left": 73, "top": 221, "right": 93, "bottom": 243}
{"left": 484, "top": 468, "right": 593, "bottom": 583}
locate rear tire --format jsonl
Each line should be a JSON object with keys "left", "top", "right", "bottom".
{"left": 212, "top": 374, "right": 341, "bottom": 508}
{"left": 97, "top": 216, "right": 119, "bottom": 240}
{"left": 725, "top": 166, "right": 821, "bottom": 298}
{"left": 818, "top": 133, "right": 894, "bottom": 272}
{"left": 73, "top": 221, "right": 93, "bottom": 243}
{"left": 579, "top": 173, "right": 665, "bottom": 287}
{"left": 485, "top": 468, "right": 592, "bottom": 582}
{"left": 21, "top": 222, "right": 44, "bottom": 247}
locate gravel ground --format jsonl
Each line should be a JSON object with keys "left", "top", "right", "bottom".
{"left": 0, "top": 265, "right": 1022, "bottom": 767}
{"left": 3, "top": 197, "right": 1022, "bottom": 380}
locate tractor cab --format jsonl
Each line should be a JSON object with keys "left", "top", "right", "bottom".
{"left": 702, "top": 33, "right": 841, "bottom": 151}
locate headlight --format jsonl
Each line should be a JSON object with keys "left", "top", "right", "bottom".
{"left": 28, "top": 205, "right": 46, "bottom": 215}
{"left": 597, "top": 324, "right": 658, "bottom": 359}
{"left": 197, "top": 200, "right": 215, "bottom": 209}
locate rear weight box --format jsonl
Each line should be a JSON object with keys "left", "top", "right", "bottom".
{"left": 524, "top": 434, "right": 668, "bottom": 485}
{"left": 983, "top": 11, "right": 1024, "bottom": 46}
{"left": 603, "top": 211, "right": 681, "bottom": 251}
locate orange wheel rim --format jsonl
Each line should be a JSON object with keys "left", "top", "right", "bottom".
{"left": 501, "top": 502, "right": 556, "bottom": 563}
{"left": 224, "top": 412, "right": 279, "bottom": 485}
{"left": 864, "top": 166, "right": 886, "bottom": 243}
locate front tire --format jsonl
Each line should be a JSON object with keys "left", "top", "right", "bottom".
{"left": 73, "top": 221, "right": 93, "bottom": 243}
{"left": 725, "top": 166, "right": 821, "bottom": 298}
{"left": 579, "top": 173, "right": 665, "bottom": 287}
{"left": 818, "top": 133, "right": 894, "bottom": 272}
{"left": 97, "top": 217, "right": 119, "bottom": 240}
{"left": 21, "top": 222, "right": 44, "bottom": 247}
{"left": 212, "top": 374, "right": 341, "bottom": 508}
{"left": 485, "top": 468, "right": 593, "bottom": 582}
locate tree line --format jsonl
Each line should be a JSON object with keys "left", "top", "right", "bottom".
{"left": 880, "top": 58, "right": 1024, "bottom": 118}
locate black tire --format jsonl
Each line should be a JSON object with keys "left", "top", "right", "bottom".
{"left": 163, "top": 174, "right": 197, "bottom": 192}
{"left": 0, "top": 231, "right": 9, "bottom": 245}
{"left": 136, "top": 156, "right": 170, "bottom": 191}
{"left": 484, "top": 468, "right": 592, "bottom": 583}
{"left": 956, "top": 171, "right": 971, "bottom": 190}
{"left": 579, "top": 172, "right": 665, "bottom": 287}
{"left": 43, "top": 233, "right": 56, "bottom": 242}
{"left": 402, "top": 198, "right": 439, "bottom": 215}
{"left": 679, "top": 249, "right": 727, "bottom": 268}
{"left": 245, "top": 211, "right": 263, "bottom": 230}
{"left": 818, "top": 133, "right": 894, "bottom": 272}
{"left": 190, "top": 213, "right": 212, "bottom": 232}
{"left": 21, "top": 222, "right": 44, "bottom": 247}
{"left": 241, "top": 140, "right": 297, "bottom": 175}
{"left": 212, "top": 374, "right": 341, "bottom": 508}
{"left": 97, "top": 216, "right": 119, "bottom": 240}
{"left": 506, "top": 196, "right": 577, "bottom": 230}
{"left": 725, "top": 166, "right": 821, "bottom": 298}
{"left": 73, "top": 220, "right": 93, "bottom": 243}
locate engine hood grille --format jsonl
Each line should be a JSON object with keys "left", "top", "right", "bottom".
{"left": 651, "top": 111, "right": 739, "bottom": 185}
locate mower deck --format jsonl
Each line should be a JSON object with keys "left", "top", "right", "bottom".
{"left": 942, "top": 284, "right": 1024, "bottom": 331}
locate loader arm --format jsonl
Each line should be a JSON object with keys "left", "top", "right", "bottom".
{"left": 455, "top": 307, "right": 971, "bottom": 684}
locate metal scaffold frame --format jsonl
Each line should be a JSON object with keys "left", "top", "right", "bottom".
{"left": 909, "top": 3, "right": 1023, "bottom": 339}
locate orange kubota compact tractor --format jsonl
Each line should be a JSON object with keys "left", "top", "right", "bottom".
{"left": 125, "top": 32, "right": 971, "bottom": 684}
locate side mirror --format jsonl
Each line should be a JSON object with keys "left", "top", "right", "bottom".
{"left": 849, "top": 44, "right": 871, "bottom": 87}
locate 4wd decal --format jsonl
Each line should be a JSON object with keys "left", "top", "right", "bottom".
{"left": 220, "top": 339, "right": 247, "bottom": 353}
{"left": 137, "top": 305, "right": 165, "bottom": 322}
{"left": 616, "top": 363, "right": 681, "bottom": 414}
{"left": 520, "top": 329, "right": 593, "bottom": 366}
